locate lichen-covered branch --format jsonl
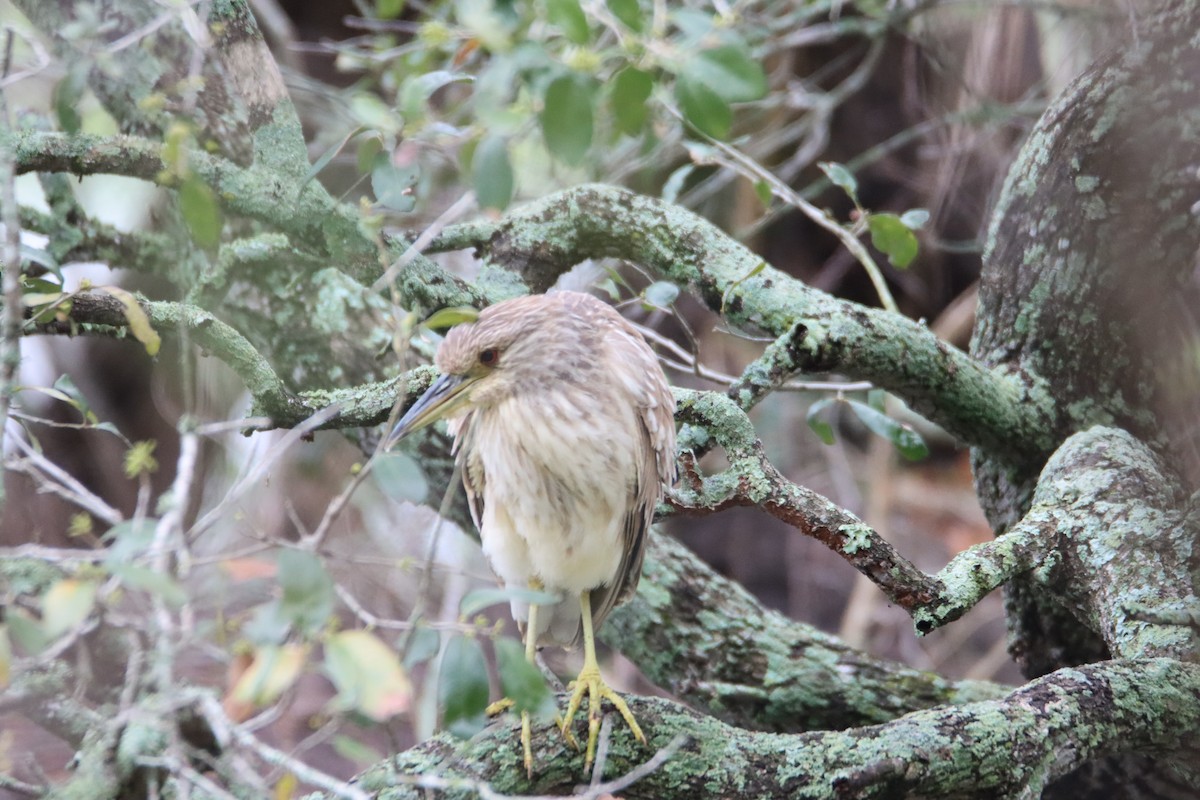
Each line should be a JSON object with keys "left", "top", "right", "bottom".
{"left": 350, "top": 658, "right": 1200, "bottom": 800}
{"left": 1013, "top": 426, "right": 1199, "bottom": 660}
{"left": 26, "top": 290, "right": 436, "bottom": 428}
{"left": 606, "top": 533, "right": 1005, "bottom": 734}
{"left": 434, "top": 185, "right": 1056, "bottom": 463}
{"left": 668, "top": 388, "right": 1055, "bottom": 635}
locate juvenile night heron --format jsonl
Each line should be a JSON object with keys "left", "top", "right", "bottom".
{"left": 389, "top": 290, "right": 676, "bottom": 773}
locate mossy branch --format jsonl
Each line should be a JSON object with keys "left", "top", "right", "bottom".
{"left": 351, "top": 658, "right": 1200, "bottom": 800}
{"left": 434, "top": 184, "right": 1056, "bottom": 463}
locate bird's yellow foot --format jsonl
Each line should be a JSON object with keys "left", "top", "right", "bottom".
{"left": 561, "top": 663, "right": 645, "bottom": 769}
{"left": 484, "top": 699, "right": 537, "bottom": 777}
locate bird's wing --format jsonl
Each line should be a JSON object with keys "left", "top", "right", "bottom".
{"left": 450, "top": 411, "right": 485, "bottom": 531}
{"left": 586, "top": 323, "right": 677, "bottom": 633}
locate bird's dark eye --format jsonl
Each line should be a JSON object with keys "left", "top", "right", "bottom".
{"left": 479, "top": 348, "right": 500, "bottom": 367}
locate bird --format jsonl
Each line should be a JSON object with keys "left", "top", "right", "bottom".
{"left": 388, "top": 289, "right": 676, "bottom": 775}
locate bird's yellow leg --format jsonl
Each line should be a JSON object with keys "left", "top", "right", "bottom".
{"left": 562, "top": 591, "right": 646, "bottom": 770}
{"left": 483, "top": 601, "right": 541, "bottom": 777}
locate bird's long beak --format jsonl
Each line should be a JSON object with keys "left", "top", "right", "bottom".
{"left": 388, "top": 373, "right": 475, "bottom": 446}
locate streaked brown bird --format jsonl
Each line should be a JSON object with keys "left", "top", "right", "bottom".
{"left": 389, "top": 290, "right": 676, "bottom": 774}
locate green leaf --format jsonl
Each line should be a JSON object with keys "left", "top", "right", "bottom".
{"left": 301, "top": 126, "right": 366, "bottom": 191}
{"left": 682, "top": 45, "right": 767, "bottom": 104}
{"left": 401, "top": 70, "right": 472, "bottom": 120}
{"left": 371, "top": 451, "right": 429, "bottom": 504}
{"left": 356, "top": 136, "right": 384, "bottom": 175}
{"left": 805, "top": 397, "right": 837, "bottom": 445}
{"left": 371, "top": 152, "right": 419, "bottom": 212}
{"left": 607, "top": 0, "right": 642, "bottom": 31}
{"left": 675, "top": 74, "right": 731, "bottom": 139}
{"left": 900, "top": 208, "right": 931, "bottom": 230}
{"left": 846, "top": 399, "right": 929, "bottom": 460}
{"left": 41, "top": 579, "right": 97, "bottom": 639}
{"left": 53, "top": 63, "right": 88, "bottom": 134}
{"left": 103, "top": 518, "right": 158, "bottom": 564}
{"left": 610, "top": 67, "right": 653, "bottom": 137}
{"left": 349, "top": 93, "right": 402, "bottom": 135}
{"left": 402, "top": 626, "right": 441, "bottom": 669}
{"left": 866, "top": 388, "right": 887, "bottom": 412}
{"left": 179, "top": 176, "right": 223, "bottom": 249}
{"left": 21, "top": 244, "right": 62, "bottom": 280}
{"left": 868, "top": 213, "right": 920, "bottom": 269}
{"left": 541, "top": 73, "right": 596, "bottom": 166}
{"left": 331, "top": 734, "right": 383, "bottom": 765}
{"left": 494, "top": 637, "right": 555, "bottom": 717}
{"left": 7, "top": 611, "right": 48, "bottom": 656}
{"left": 277, "top": 549, "right": 335, "bottom": 634}
{"left": 325, "top": 630, "right": 412, "bottom": 721}
{"left": 422, "top": 306, "right": 480, "bottom": 330}
{"left": 547, "top": 0, "right": 589, "bottom": 43}
{"left": 818, "top": 162, "right": 858, "bottom": 202}
{"left": 109, "top": 563, "right": 187, "bottom": 606}
{"left": 642, "top": 281, "right": 679, "bottom": 310}
{"left": 754, "top": 180, "right": 773, "bottom": 208}
{"left": 459, "top": 586, "right": 561, "bottom": 618}
{"left": 472, "top": 135, "right": 514, "bottom": 212}
{"left": 377, "top": 0, "right": 405, "bottom": 18}
{"left": 439, "top": 635, "right": 491, "bottom": 738}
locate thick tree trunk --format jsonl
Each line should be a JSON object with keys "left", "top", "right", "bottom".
{"left": 971, "top": 2, "right": 1200, "bottom": 795}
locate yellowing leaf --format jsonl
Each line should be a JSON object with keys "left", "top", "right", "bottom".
{"left": 41, "top": 579, "right": 97, "bottom": 639}
{"left": 274, "top": 772, "right": 298, "bottom": 800}
{"left": 231, "top": 644, "right": 307, "bottom": 707}
{"left": 98, "top": 286, "right": 161, "bottom": 356}
{"left": 325, "top": 630, "right": 412, "bottom": 722}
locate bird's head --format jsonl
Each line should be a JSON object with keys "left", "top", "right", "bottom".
{"left": 388, "top": 293, "right": 591, "bottom": 444}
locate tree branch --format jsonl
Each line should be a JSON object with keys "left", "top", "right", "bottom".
{"left": 350, "top": 658, "right": 1200, "bottom": 800}
{"left": 435, "top": 184, "right": 1056, "bottom": 463}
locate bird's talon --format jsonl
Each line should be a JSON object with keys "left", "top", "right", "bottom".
{"left": 521, "top": 710, "right": 534, "bottom": 779}
{"left": 486, "top": 697, "right": 515, "bottom": 717}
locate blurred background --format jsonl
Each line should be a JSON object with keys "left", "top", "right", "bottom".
{"left": 0, "top": 0, "right": 1128, "bottom": 791}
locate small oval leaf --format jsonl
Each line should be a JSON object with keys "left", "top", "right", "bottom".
{"left": 675, "top": 75, "right": 731, "bottom": 140}
{"left": 867, "top": 213, "right": 920, "bottom": 269}
{"left": 818, "top": 162, "right": 858, "bottom": 201}
{"left": 472, "top": 135, "right": 514, "bottom": 212}
{"left": 325, "top": 630, "right": 412, "bottom": 721}
{"left": 805, "top": 397, "right": 837, "bottom": 446}
{"left": 371, "top": 452, "right": 429, "bottom": 504}
{"left": 179, "top": 176, "right": 223, "bottom": 249}
{"left": 547, "top": 0, "right": 589, "bottom": 43}
{"left": 846, "top": 399, "right": 929, "bottom": 460}
{"left": 642, "top": 281, "right": 679, "bottom": 310}
{"left": 371, "top": 152, "right": 420, "bottom": 212}
{"left": 610, "top": 67, "right": 653, "bottom": 137}
{"left": 41, "top": 579, "right": 97, "bottom": 639}
{"left": 459, "top": 586, "right": 561, "bottom": 618}
{"left": 439, "top": 635, "right": 491, "bottom": 737}
{"left": 495, "top": 637, "right": 555, "bottom": 718}
{"left": 541, "top": 73, "right": 596, "bottom": 166}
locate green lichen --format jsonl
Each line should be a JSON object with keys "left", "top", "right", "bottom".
{"left": 839, "top": 523, "right": 873, "bottom": 554}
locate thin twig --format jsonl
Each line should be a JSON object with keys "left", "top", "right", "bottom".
{"left": 198, "top": 695, "right": 371, "bottom": 800}
{"left": 187, "top": 405, "right": 340, "bottom": 540}
{"left": 5, "top": 427, "right": 125, "bottom": 525}
{"left": 373, "top": 190, "right": 477, "bottom": 292}
{"left": 0, "top": 30, "right": 23, "bottom": 472}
